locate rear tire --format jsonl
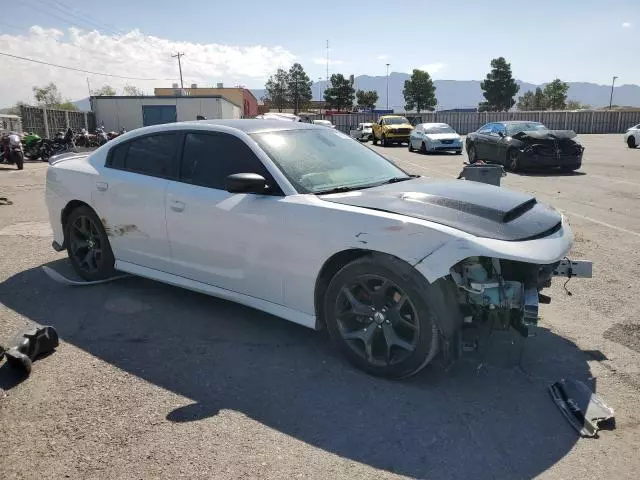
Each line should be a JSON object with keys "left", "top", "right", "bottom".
{"left": 408, "top": 141, "right": 414, "bottom": 152}
{"left": 65, "top": 206, "right": 115, "bottom": 281}
{"left": 628, "top": 136, "right": 637, "bottom": 148}
{"left": 372, "top": 133, "right": 378, "bottom": 145}
{"left": 323, "top": 254, "right": 441, "bottom": 379}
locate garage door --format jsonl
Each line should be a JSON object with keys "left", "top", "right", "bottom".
{"left": 142, "top": 105, "right": 177, "bottom": 126}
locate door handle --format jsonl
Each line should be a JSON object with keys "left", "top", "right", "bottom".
{"left": 169, "top": 200, "right": 185, "bottom": 212}
{"left": 96, "top": 182, "right": 108, "bottom": 191}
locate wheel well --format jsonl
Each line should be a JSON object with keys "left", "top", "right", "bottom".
{"left": 60, "top": 200, "right": 92, "bottom": 244}
{"left": 314, "top": 249, "right": 372, "bottom": 326}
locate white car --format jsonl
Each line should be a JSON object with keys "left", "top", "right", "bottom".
{"left": 350, "top": 122, "right": 373, "bottom": 141}
{"left": 409, "top": 123, "right": 463, "bottom": 154}
{"left": 312, "top": 119, "right": 335, "bottom": 128}
{"left": 46, "top": 119, "right": 589, "bottom": 378}
{"left": 624, "top": 124, "right": 640, "bottom": 148}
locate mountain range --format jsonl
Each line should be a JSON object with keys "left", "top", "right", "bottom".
{"left": 251, "top": 73, "right": 640, "bottom": 110}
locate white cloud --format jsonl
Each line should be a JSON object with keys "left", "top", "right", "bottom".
{"left": 0, "top": 26, "right": 296, "bottom": 107}
{"left": 312, "top": 57, "right": 345, "bottom": 66}
{"left": 622, "top": 22, "right": 631, "bottom": 28}
{"left": 377, "top": 54, "right": 389, "bottom": 60}
{"left": 417, "top": 63, "right": 447, "bottom": 73}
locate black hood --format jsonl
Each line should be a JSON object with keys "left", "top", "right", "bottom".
{"left": 512, "top": 129, "right": 577, "bottom": 141}
{"left": 321, "top": 177, "right": 562, "bottom": 241}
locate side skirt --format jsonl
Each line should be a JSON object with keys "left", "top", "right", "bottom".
{"left": 115, "top": 260, "right": 319, "bottom": 330}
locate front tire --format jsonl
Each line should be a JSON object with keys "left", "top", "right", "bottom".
{"left": 323, "top": 254, "right": 440, "bottom": 379}
{"left": 467, "top": 144, "right": 477, "bottom": 163}
{"left": 12, "top": 151, "right": 24, "bottom": 170}
{"left": 381, "top": 135, "right": 388, "bottom": 147}
{"left": 372, "top": 133, "right": 378, "bottom": 145}
{"left": 507, "top": 149, "right": 519, "bottom": 171}
{"left": 628, "top": 136, "right": 637, "bottom": 148}
{"left": 65, "top": 206, "right": 115, "bottom": 281}
{"left": 420, "top": 142, "right": 427, "bottom": 154}
{"left": 408, "top": 141, "right": 414, "bottom": 152}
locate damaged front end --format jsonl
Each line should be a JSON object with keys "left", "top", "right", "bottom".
{"left": 513, "top": 130, "right": 584, "bottom": 168}
{"left": 448, "top": 256, "right": 591, "bottom": 353}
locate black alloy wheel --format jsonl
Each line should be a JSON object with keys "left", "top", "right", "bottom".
{"left": 324, "top": 255, "right": 440, "bottom": 378}
{"left": 66, "top": 206, "right": 115, "bottom": 281}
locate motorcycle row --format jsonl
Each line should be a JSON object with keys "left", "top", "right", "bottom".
{"left": 0, "top": 126, "right": 126, "bottom": 170}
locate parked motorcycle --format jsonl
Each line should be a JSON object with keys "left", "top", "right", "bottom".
{"left": 22, "top": 132, "right": 43, "bottom": 160}
{"left": 41, "top": 128, "right": 76, "bottom": 162}
{"left": 1, "top": 132, "right": 24, "bottom": 170}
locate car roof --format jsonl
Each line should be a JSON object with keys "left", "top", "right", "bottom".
{"left": 500, "top": 121, "right": 543, "bottom": 125}
{"left": 117, "top": 119, "right": 322, "bottom": 137}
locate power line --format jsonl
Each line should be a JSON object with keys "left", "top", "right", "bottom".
{"left": 0, "top": 51, "right": 172, "bottom": 81}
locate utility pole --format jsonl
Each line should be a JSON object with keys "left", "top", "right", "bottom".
{"left": 386, "top": 63, "right": 390, "bottom": 111}
{"left": 86, "top": 77, "right": 91, "bottom": 97}
{"left": 172, "top": 52, "right": 185, "bottom": 89}
{"left": 326, "top": 40, "right": 329, "bottom": 84}
{"left": 609, "top": 75, "right": 618, "bottom": 110}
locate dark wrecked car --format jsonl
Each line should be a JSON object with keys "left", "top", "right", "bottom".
{"left": 465, "top": 121, "right": 584, "bottom": 172}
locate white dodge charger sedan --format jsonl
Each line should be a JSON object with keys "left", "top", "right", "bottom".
{"left": 46, "top": 119, "right": 583, "bottom": 378}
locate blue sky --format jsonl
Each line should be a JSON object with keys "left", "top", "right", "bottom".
{"left": 1, "top": 0, "right": 638, "bottom": 105}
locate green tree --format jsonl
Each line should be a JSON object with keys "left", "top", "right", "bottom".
{"left": 355, "top": 89, "right": 379, "bottom": 110}
{"left": 516, "top": 91, "right": 535, "bottom": 111}
{"left": 543, "top": 78, "right": 569, "bottom": 110}
{"left": 532, "top": 87, "right": 547, "bottom": 110}
{"left": 264, "top": 68, "right": 289, "bottom": 112}
{"left": 402, "top": 69, "right": 437, "bottom": 113}
{"left": 33, "top": 82, "right": 62, "bottom": 107}
{"left": 123, "top": 84, "right": 144, "bottom": 96}
{"left": 479, "top": 57, "right": 519, "bottom": 111}
{"left": 287, "top": 63, "right": 312, "bottom": 114}
{"left": 92, "top": 85, "right": 116, "bottom": 96}
{"left": 566, "top": 99, "right": 591, "bottom": 110}
{"left": 323, "top": 73, "right": 355, "bottom": 111}
{"left": 32, "top": 82, "right": 77, "bottom": 110}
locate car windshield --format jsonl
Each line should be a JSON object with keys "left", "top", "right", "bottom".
{"left": 385, "top": 117, "right": 409, "bottom": 125}
{"left": 423, "top": 125, "right": 455, "bottom": 134}
{"left": 506, "top": 122, "right": 547, "bottom": 135}
{"left": 250, "top": 129, "right": 410, "bottom": 194}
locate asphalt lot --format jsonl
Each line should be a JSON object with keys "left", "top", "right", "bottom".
{"left": 1, "top": 134, "right": 640, "bottom": 479}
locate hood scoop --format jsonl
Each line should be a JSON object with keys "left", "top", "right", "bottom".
{"left": 322, "top": 178, "right": 561, "bottom": 241}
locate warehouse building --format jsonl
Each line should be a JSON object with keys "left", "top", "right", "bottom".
{"left": 154, "top": 84, "right": 259, "bottom": 117}
{"left": 90, "top": 95, "right": 242, "bottom": 132}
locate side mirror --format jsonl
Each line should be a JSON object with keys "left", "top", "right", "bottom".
{"left": 497, "top": 131, "right": 505, "bottom": 138}
{"left": 225, "top": 173, "right": 267, "bottom": 194}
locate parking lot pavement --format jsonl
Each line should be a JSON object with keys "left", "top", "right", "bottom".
{"left": 1, "top": 137, "right": 640, "bottom": 479}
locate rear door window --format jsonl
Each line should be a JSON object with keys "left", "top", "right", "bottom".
{"left": 179, "top": 132, "right": 281, "bottom": 194}
{"left": 108, "top": 133, "right": 179, "bottom": 179}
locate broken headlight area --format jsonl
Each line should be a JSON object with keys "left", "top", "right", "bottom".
{"left": 449, "top": 257, "right": 558, "bottom": 350}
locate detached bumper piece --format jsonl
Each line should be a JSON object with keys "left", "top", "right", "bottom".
{"left": 0, "top": 326, "right": 59, "bottom": 375}
{"left": 553, "top": 259, "right": 592, "bottom": 278}
{"left": 549, "top": 379, "right": 615, "bottom": 437}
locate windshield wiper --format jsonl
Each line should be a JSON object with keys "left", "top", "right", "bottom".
{"left": 313, "top": 185, "right": 361, "bottom": 195}
{"left": 376, "top": 175, "right": 418, "bottom": 186}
